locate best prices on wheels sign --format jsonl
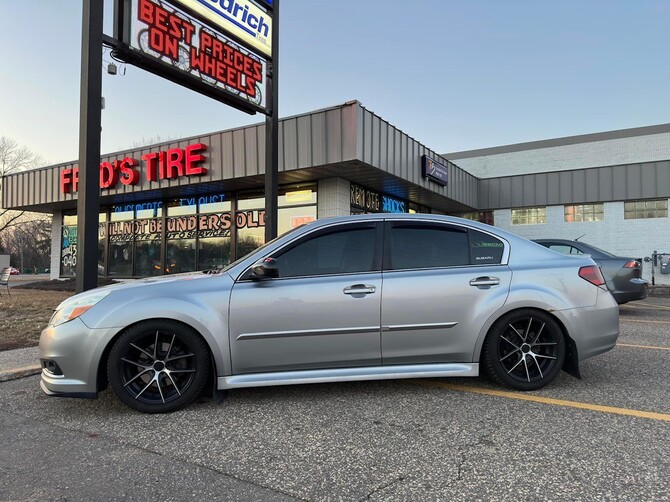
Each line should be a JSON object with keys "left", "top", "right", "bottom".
{"left": 171, "top": 0, "right": 272, "bottom": 57}
{"left": 114, "top": 0, "right": 269, "bottom": 113}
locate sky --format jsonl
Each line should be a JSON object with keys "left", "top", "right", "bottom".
{"left": 1, "top": 0, "right": 670, "bottom": 166}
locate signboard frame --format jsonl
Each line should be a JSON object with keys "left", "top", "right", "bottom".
{"left": 422, "top": 155, "right": 449, "bottom": 186}
{"left": 109, "top": 0, "right": 269, "bottom": 115}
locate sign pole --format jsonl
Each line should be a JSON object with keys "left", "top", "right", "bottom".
{"left": 265, "top": 0, "right": 279, "bottom": 242}
{"left": 75, "top": 0, "right": 104, "bottom": 293}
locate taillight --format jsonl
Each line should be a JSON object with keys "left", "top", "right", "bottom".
{"left": 623, "top": 260, "right": 641, "bottom": 269}
{"left": 579, "top": 265, "right": 606, "bottom": 286}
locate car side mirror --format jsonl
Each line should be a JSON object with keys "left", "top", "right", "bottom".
{"left": 251, "top": 258, "right": 279, "bottom": 280}
{"left": 644, "top": 257, "right": 651, "bottom": 262}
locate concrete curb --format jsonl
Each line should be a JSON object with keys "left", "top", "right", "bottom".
{"left": 0, "top": 365, "right": 41, "bottom": 382}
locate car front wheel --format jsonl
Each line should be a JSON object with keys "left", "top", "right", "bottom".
{"left": 482, "top": 310, "right": 566, "bottom": 391}
{"left": 108, "top": 320, "right": 211, "bottom": 413}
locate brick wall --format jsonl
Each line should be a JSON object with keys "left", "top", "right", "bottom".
{"left": 494, "top": 201, "right": 670, "bottom": 285}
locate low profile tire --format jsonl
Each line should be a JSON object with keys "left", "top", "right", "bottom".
{"left": 482, "top": 310, "right": 565, "bottom": 391}
{"left": 108, "top": 320, "right": 211, "bottom": 413}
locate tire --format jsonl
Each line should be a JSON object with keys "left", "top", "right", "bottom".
{"left": 108, "top": 320, "right": 211, "bottom": 413}
{"left": 482, "top": 309, "right": 565, "bottom": 391}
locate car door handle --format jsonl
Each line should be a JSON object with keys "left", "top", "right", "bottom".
{"left": 343, "top": 284, "right": 376, "bottom": 295}
{"left": 469, "top": 277, "right": 500, "bottom": 287}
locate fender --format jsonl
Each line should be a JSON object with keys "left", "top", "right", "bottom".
{"left": 83, "top": 293, "right": 233, "bottom": 377}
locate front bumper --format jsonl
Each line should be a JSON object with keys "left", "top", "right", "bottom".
{"left": 39, "top": 317, "right": 122, "bottom": 398}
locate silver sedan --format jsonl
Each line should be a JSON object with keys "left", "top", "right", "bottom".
{"left": 39, "top": 214, "right": 619, "bottom": 413}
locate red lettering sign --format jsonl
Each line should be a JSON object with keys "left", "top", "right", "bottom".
{"left": 59, "top": 143, "right": 208, "bottom": 193}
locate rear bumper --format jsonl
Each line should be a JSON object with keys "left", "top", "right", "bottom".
{"left": 611, "top": 279, "right": 648, "bottom": 304}
{"left": 557, "top": 288, "right": 620, "bottom": 362}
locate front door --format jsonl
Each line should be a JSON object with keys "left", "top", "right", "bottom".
{"left": 229, "top": 222, "right": 383, "bottom": 374}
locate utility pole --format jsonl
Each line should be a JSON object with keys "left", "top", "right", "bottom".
{"left": 75, "top": 0, "right": 104, "bottom": 293}
{"left": 264, "top": 0, "right": 279, "bottom": 242}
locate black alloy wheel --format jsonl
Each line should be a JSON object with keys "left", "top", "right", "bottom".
{"left": 482, "top": 310, "right": 566, "bottom": 391}
{"left": 108, "top": 320, "right": 211, "bottom": 413}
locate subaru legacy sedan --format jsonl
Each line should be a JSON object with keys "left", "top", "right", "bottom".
{"left": 40, "top": 214, "right": 619, "bottom": 413}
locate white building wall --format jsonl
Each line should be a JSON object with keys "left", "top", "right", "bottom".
{"left": 494, "top": 201, "right": 670, "bottom": 285}
{"left": 452, "top": 132, "right": 670, "bottom": 178}
{"left": 318, "top": 178, "right": 351, "bottom": 218}
{"left": 50, "top": 211, "right": 62, "bottom": 280}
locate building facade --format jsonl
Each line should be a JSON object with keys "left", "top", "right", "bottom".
{"left": 446, "top": 124, "right": 670, "bottom": 285}
{"left": 3, "top": 102, "right": 669, "bottom": 284}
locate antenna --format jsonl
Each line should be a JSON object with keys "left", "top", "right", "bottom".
{"left": 575, "top": 234, "right": 586, "bottom": 242}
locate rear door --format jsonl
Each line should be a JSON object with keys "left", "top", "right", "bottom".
{"left": 380, "top": 221, "right": 512, "bottom": 364}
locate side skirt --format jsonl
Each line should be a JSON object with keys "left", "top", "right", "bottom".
{"left": 218, "top": 363, "right": 479, "bottom": 390}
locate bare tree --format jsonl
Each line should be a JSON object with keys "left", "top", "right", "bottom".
{"left": 1, "top": 216, "right": 52, "bottom": 272}
{"left": 0, "top": 136, "right": 45, "bottom": 234}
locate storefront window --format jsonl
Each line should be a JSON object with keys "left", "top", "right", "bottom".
{"left": 199, "top": 194, "right": 230, "bottom": 213}
{"left": 199, "top": 237, "right": 231, "bottom": 270}
{"left": 108, "top": 240, "right": 133, "bottom": 276}
{"left": 168, "top": 198, "right": 197, "bottom": 216}
{"left": 166, "top": 239, "right": 196, "bottom": 274}
{"left": 278, "top": 206, "right": 317, "bottom": 235}
{"left": 111, "top": 206, "right": 134, "bottom": 221}
{"left": 135, "top": 235, "right": 162, "bottom": 276}
{"left": 61, "top": 213, "right": 108, "bottom": 277}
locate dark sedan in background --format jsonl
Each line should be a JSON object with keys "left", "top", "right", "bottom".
{"left": 534, "top": 239, "right": 648, "bottom": 304}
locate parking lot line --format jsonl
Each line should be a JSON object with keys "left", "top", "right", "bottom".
{"left": 621, "top": 303, "right": 670, "bottom": 311}
{"left": 414, "top": 381, "right": 670, "bottom": 423}
{"left": 617, "top": 343, "right": 670, "bottom": 351}
{"left": 619, "top": 319, "right": 670, "bottom": 325}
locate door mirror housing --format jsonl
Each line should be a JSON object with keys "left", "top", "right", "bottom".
{"left": 251, "top": 258, "right": 279, "bottom": 280}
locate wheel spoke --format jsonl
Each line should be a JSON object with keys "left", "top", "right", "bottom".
{"left": 530, "top": 322, "right": 545, "bottom": 345}
{"left": 523, "top": 318, "right": 533, "bottom": 342}
{"left": 164, "top": 372, "right": 182, "bottom": 396}
{"left": 523, "top": 356, "right": 530, "bottom": 382}
{"left": 507, "top": 357, "right": 524, "bottom": 374}
{"left": 153, "top": 331, "right": 159, "bottom": 360}
{"left": 130, "top": 343, "right": 155, "bottom": 361}
{"left": 165, "top": 353, "right": 195, "bottom": 363}
{"left": 530, "top": 354, "right": 544, "bottom": 379}
{"left": 508, "top": 324, "right": 524, "bottom": 342}
{"left": 533, "top": 342, "right": 557, "bottom": 346}
{"left": 156, "top": 374, "right": 166, "bottom": 404}
{"left": 168, "top": 369, "right": 196, "bottom": 374}
{"left": 135, "top": 374, "right": 157, "bottom": 400}
{"left": 166, "top": 334, "right": 176, "bottom": 360}
{"left": 534, "top": 354, "right": 557, "bottom": 360}
{"left": 123, "top": 368, "right": 153, "bottom": 387}
{"left": 501, "top": 336, "right": 519, "bottom": 349}
{"left": 121, "top": 357, "right": 150, "bottom": 370}
{"left": 500, "top": 349, "right": 520, "bottom": 362}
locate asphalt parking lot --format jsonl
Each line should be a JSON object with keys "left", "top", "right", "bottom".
{"left": 1, "top": 299, "right": 668, "bottom": 501}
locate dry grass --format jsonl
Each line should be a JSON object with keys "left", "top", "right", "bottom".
{"left": 0, "top": 289, "right": 74, "bottom": 351}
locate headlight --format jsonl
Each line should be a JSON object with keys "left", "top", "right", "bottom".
{"left": 49, "top": 290, "right": 111, "bottom": 327}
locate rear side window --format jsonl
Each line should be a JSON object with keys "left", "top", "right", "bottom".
{"left": 549, "top": 244, "right": 584, "bottom": 255}
{"left": 387, "top": 225, "right": 469, "bottom": 270}
{"left": 469, "top": 230, "right": 505, "bottom": 265}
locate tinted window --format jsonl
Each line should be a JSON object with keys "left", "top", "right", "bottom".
{"left": 469, "top": 230, "right": 505, "bottom": 264}
{"left": 388, "top": 225, "right": 469, "bottom": 270}
{"left": 549, "top": 244, "right": 584, "bottom": 255}
{"left": 274, "top": 226, "right": 377, "bottom": 278}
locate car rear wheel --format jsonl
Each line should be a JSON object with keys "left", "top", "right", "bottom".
{"left": 108, "top": 320, "right": 211, "bottom": 413}
{"left": 482, "top": 310, "right": 565, "bottom": 391}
